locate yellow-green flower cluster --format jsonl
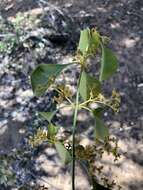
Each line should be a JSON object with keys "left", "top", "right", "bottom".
{"left": 29, "top": 129, "right": 49, "bottom": 147}
{"left": 54, "top": 84, "right": 73, "bottom": 104}
{"left": 92, "top": 90, "right": 120, "bottom": 112}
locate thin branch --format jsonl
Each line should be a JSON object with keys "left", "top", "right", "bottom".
{"left": 71, "top": 68, "right": 83, "bottom": 190}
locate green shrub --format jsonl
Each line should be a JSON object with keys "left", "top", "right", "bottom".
{"left": 30, "top": 28, "right": 121, "bottom": 190}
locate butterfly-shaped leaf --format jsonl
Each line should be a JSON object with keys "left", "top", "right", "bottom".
{"left": 100, "top": 45, "right": 118, "bottom": 81}
{"left": 93, "top": 109, "right": 109, "bottom": 140}
{"left": 95, "top": 117, "right": 109, "bottom": 140}
{"left": 78, "top": 28, "right": 90, "bottom": 55}
{"left": 31, "top": 64, "right": 71, "bottom": 97}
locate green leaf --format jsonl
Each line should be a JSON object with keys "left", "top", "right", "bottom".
{"left": 94, "top": 117, "right": 109, "bottom": 140}
{"left": 79, "top": 71, "right": 101, "bottom": 101}
{"left": 55, "top": 141, "right": 71, "bottom": 165}
{"left": 92, "top": 107, "right": 103, "bottom": 118}
{"left": 0, "top": 175, "right": 7, "bottom": 185}
{"left": 31, "top": 64, "right": 71, "bottom": 96}
{"left": 90, "top": 29, "right": 101, "bottom": 51}
{"left": 48, "top": 124, "right": 58, "bottom": 138}
{"left": 93, "top": 109, "right": 109, "bottom": 140}
{"left": 78, "top": 28, "right": 90, "bottom": 55}
{"left": 39, "top": 111, "right": 57, "bottom": 123}
{"left": 78, "top": 28, "right": 101, "bottom": 55}
{"left": 100, "top": 45, "right": 118, "bottom": 81}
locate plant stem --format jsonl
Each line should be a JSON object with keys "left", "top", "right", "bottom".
{"left": 71, "top": 68, "right": 83, "bottom": 190}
